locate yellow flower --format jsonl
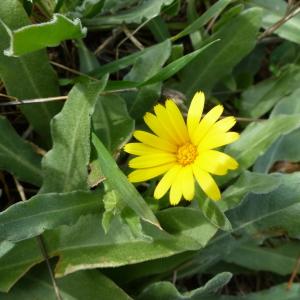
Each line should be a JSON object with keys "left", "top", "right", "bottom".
{"left": 124, "top": 91, "right": 240, "bottom": 205}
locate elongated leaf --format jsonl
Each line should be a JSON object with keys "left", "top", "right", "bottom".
{"left": 251, "top": 0, "right": 300, "bottom": 44}
{"left": 137, "top": 272, "right": 232, "bottom": 300}
{"left": 92, "top": 133, "right": 160, "bottom": 228}
{"left": 197, "top": 283, "right": 300, "bottom": 300}
{"left": 240, "top": 64, "right": 300, "bottom": 118}
{"left": 0, "top": 117, "right": 42, "bottom": 186}
{"left": 0, "top": 191, "right": 102, "bottom": 243}
{"left": 125, "top": 39, "right": 171, "bottom": 118}
{"left": 176, "top": 173, "right": 300, "bottom": 278}
{"left": 196, "top": 186, "right": 231, "bottom": 231}
{"left": 178, "top": 8, "right": 262, "bottom": 98}
{"left": 254, "top": 88, "right": 300, "bottom": 172}
{"left": 139, "top": 40, "right": 219, "bottom": 86}
{"left": 92, "top": 94, "right": 134, "bottom": 153}
{"left": 82, "top": 0, "right": 174, "bottom": 28}
{"left": 0, "top": 266, "right": 132, "bottom": 299}
{"left": 224, "top": 114, "right": 300, "bottom": 181}
{"left": 0, "top": 0, "right": 61, "bottom": 143}
{"left": 224, "top": 240, "right": 300, "bottom": 275}
{"left": 172, "top": 0, "right": 232, "bottom": 41}
{"left": 5, "top": 14, "right": 86, "bottom": 57}
{"left": 40, "top": 77, "right": 108, "bottom": 193}
{"left": 91, "top": 40, "right": 170, "bottom": 77}
{"left": 220, "top": 171, "right": 281, "bottom": 211}
{"left": 0, "top": 208, "right": 217, "bottom": 291}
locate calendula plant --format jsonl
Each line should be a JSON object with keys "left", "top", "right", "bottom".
{"left": 1, "top": 0, "right": 300, "bottom": 299}
{"left": 125, "top": 92, "right": 239, "bottom": 204}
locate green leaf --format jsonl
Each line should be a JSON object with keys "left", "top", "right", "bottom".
{"left": 200, "top": 283, "right": 300, "bottom": 300}
{"left": 92, "top": 133, "right": 160, "bottom": 228}
{"left": 147, "top": 16, "right": 170, "bottom": 42}
{"left": 0, "top": 0, "right": 61, "bottom": 143}
{"left": 77, "top": 39, "right": 100, "bottom": 73}
{"left": 251, "top": 0, "right": 300, "bottom": 44}
{"left": 137, "top": 272, "right": 232, "bottom": 300}
{"left": 0, "top": 191, "right": 102, "bottom": 243}
{"left": 224, "top": 114, "right": 300, "bottom": 181}
{"left": 254, "top": 88, "right": 300, "bottom": 172}
{"left": 178, "top": 8, "right": 262, "bottom": 98}
{"left": 125, "top": 39, "right": 171, "bottom": 119}
{"left": 40, "top": 77, "right": 108, "bottom": 193}
{"left": 139, "top": 40, "right": 219, "bottom": 87}
{"left": 224, "top": 240, "right": 300, "bottom": 276}
{"left": 82, "top": 0, "right": 174, "bottom": 28}
{"left": 90, "top": 40, "right": 169, "bottom": 77}
{"left": 0, "top": 208, "right": 217, "bottom": 291}
{"left": 172, "top": 0, "right": 232, "bottom": 41}
{"left": 4, "top": 14, "right": 86, "bottom": 57}
{"left": 0, "top": 266, "right": 132, "bottom": 299}
{"left": 240, "top": 65, "right": 300, "bottom": 118}
{"left": 0, "top": 117, "right": 42, "bottom": 186}
{"left": 92, "top": 94, "right": 134, "bottom": 153}
{"left": 220, "top": 171, "right": 281, "bottom": 211}
{"left": 196, "top": 186, "right": 231, "bottom": 231}
{"left": 176, "top": 173, "right": 300, "bottom": 278}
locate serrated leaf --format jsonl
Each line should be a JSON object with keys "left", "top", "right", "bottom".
{"left": 5, "top": 14, "right": 86, "bottom": 56}
{"left": 92, "top": 133, "right": 160, "bottom": 228}
{"left": 0, "top": 0, "right": 61, "bottom": 143}
{"left": 40, "top": 77, "right": 108, "bottom": 193}
{"left": 178, "top": 8, "right": 262, "bottom": 98}
{"left": 0, "top": 191, "right": 102, "bottom": 243}
{"left": 0, "top": 117, "right": 42, "bottom": 186}
{"left": 0, "top": 208, "right": 217, "bottom": 291}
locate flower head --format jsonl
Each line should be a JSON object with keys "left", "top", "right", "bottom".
{"left": 124, "top": 92, "right": 239, "bottom": 205}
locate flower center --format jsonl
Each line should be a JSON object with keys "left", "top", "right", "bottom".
{"left": 176, "top": 143, "right": 198, "bottom": 166}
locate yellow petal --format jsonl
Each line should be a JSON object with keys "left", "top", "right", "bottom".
{"left": 153, "top": 104, "right": 181, "bottom": 144}
{"left": 181, "top": 165, "right": 195, "bottom": 201}
{"left": 192, "top": 165, "right": 221, "bottom": 201}
{"left": 129, "top": 153, "right": 176, "bottom": 168}
{"left": 191, "top": 105, "right": 224, "bottom": 145}
{"left": 198, "top": 132, "right": 240, "bottom": 151}
{"left": 154, "top": 164, "right": 182, "bottom": 199}
{"left": 134, "top": 130, "right": 177, "bottom": 152}
{"left": 124, "top": 143, "right": 165, "bottom": 155}
{"left": 208, "top": 116, "right": 236, "bottom": 135}
{"left": 196, "top": 150, "right": 238, "bottom": 175}
{"left": 128, "top": 163, "right": 175, "bottom": 183}
{"left": 165, "top": 100, "right": 189, "bottom": 144}
{"left": 187, "top": 91, "right": 205, "bottom": 138}
{"left": 169, "top": 175, "right": 183, "bottom": 205}
{"left": 144, "top": 112, "right": 177, "bottom": 144}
